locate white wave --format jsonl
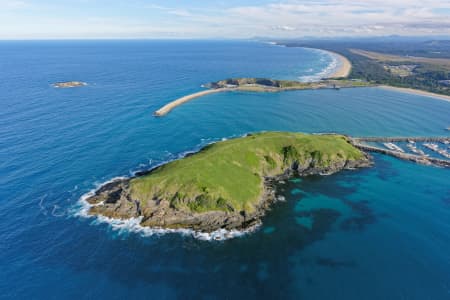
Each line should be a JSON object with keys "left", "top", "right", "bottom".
{"left": 74, "top": 132, "right": 266, "bottom": 241}
{"left": 38, "top": 194, "right": 48, "bottom": 216}
{"left": 75, "top": 176, "right": 128, "bottom": 218}
{"left": 51, "top": 205, "right": 65, "bottom": 217}
{"left": 75, "top": 173, "right": 260, "bottom": 241}
{"left": 76, "top": 186, "right": 260, "bottom": 241}
{"left": 93, "top": 213, "right": 261, "bottom": 241}
{"left": 298, "top": 48, "right": 341, "bottom": 82}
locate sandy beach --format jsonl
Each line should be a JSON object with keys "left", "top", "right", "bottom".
{"left": 325, "top": 51, "right": 352, "bottom": 78}
{"left": 378, "top": 85, "right": 450, "bottom": 103}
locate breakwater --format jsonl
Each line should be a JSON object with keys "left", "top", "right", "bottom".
{"left": 353, "top": 136, "right": 450, "bottom": 143}
{"left": 349, "top": 136, "right": 450, "bottom": 168}
{"left": 153, "top": 88, "right": 232, "bottom": 116}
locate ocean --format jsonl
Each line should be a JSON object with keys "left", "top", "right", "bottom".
{"left": 0, "top": 40, "right": 449, "bottom": 299}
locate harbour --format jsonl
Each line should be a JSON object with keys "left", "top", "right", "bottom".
{"left": 350, "top": 136, "right": 450, "bottom": 168}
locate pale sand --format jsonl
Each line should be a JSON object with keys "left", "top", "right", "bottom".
{"left": 378, "top": 85, "right": 450, "bottom": 103}
{"left": 154, "top": 88, "right": 232, "bottom": 116}
{"left": 324, "top": 51, "right": 352, "bottom": 78}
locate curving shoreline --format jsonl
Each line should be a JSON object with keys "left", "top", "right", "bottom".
{"left": 153, "top": 48, "right": 354, "bottom": 117}
{"left": 324, "top": 50, "right": 352, "bottom": 78}
{"left": 151, "top": 48, "right": 447, "bottom": 118}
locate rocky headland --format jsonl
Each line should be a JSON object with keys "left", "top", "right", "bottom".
{"left": 85, "top": 132, "right": 372, "bottom": 233}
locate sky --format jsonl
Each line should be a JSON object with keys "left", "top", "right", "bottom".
{"left": 0, "top": 0, "right": 449, "bottom": 39}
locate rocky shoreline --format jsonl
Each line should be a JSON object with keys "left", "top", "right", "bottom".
{"left": 85, "top": 151, "right": 372, "bottom": 233}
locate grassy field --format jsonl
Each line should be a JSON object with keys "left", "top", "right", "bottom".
{"left": 350, "top": 49, "right": 450, "bottom": 71}
{"left": 209, "top": 77, "right": 372, "bottom": 91}
{"left": 130, "top": 132, "right": 364, "bottom": 213}
{"left": 209, "top": 78, "right": 311, "bottom": 89}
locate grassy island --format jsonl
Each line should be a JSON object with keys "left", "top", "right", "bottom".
{"left": 131, "top": 132, "right": 364, "bottom": 212}
{"left": 86, "top": 132, "right": 371, "bottom": 232}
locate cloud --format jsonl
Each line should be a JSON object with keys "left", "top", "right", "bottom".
{"left": 167, "top": 9, "right": 193, "bottom": 17}
{"left": 143, "top": 4, "right": 194, "bottom": 18}
{"left": 0, "top": 0, "right": 28, "bottom": 9}
{"left": 225, "top": 0, "right": 450, "bottom": 37}
{"left": 0, "top": 0, "right": 449, "bottom": 38}
{"left": 272, "top": 25, "right": 296, "bottom": 31}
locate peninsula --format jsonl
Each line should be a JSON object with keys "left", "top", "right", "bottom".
{"left": 154, "top": 78, "right": 371, "bottom": 116}
{"left": 153, "top": 49, "right": 357, "bottom": 116}
{"left": 85, "top": 132, "right": 371, "bottom": 232}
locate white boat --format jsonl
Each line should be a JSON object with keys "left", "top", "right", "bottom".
{"left": 383, "top": 142, "right": 405, "bottom": 152}
{"left": 406, "top": 143, "right": 425, "bottom": 155}
{"left": 424, "top": 143, "right": 439, "bottom": 151}
{"left": 424, "top": 143, "right": 450, "bottom": 159}
{"left": 383, "top": 143, "right": 396, "bottom": 150}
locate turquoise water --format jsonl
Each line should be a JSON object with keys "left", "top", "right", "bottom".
{"left": 0, "top": 40, "right": 449, "bottom": 299}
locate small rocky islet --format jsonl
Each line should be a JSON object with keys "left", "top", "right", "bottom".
{"left": 53, "top": 81, "right": 87, "bottom": 88}
{"left": 85, "top": 132, "right": 372, "bottom": 232}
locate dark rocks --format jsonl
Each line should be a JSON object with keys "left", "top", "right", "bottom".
{"left": 85, "top": 154, "right": 372, "bottom": 233}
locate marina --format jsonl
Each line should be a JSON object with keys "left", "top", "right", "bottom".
{"left": 424, "top": 143, "right": 450, "bottom": 159}
{"left": 406, "top": 142, "right": 426, "bottom": 156}
{"left": 350, "top": 136, "right": 450, "bottom": 168}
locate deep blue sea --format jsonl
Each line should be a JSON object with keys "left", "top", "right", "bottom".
{"left": 1, "top": 40, "right": 449, "bottom": 299}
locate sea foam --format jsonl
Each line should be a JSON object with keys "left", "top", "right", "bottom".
{"left": 75, "top": 134, "right": 261, "bottom": 241}
{"left": 298, "top": 49, "right": 340, "bottom": 82}
{"left": 77, "top": 186, "right": 260, "bottom": 241}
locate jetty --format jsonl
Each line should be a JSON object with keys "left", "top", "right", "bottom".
{"left": 153, "top": 88, "right": 232, "bottom": 116}
{"left": 352, "top": 136, "right": 449, "bottom": 143}
{"left": 349, "top": 136, "right": 450, "bottom": 168}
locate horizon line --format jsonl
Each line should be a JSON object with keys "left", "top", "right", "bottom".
{"left": 0, "top": 35, "right": 450, "bottom": 42}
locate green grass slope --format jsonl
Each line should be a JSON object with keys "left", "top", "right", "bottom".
{"left": 130, "top": 132, "right": 364, "bottom": 214}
